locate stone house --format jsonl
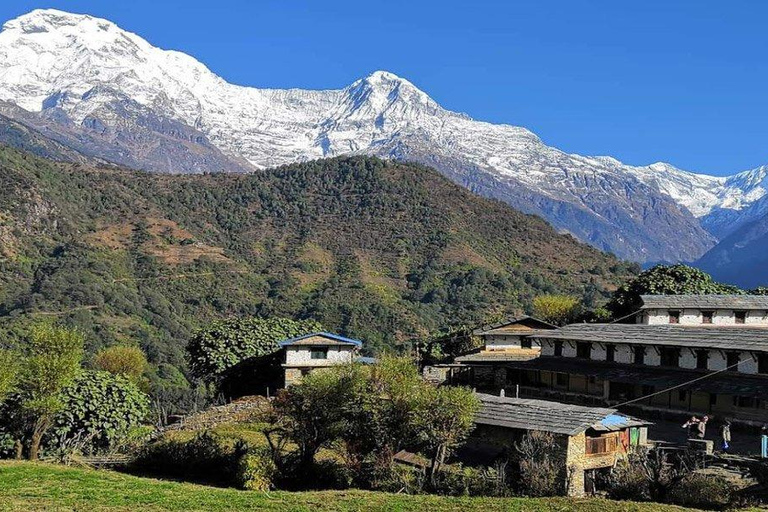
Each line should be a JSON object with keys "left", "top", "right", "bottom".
{"left": 279, "top": 332, "right": 364, "bottom": 387}
{"left": 461, "top": 394, "right": 648, "bottom": 496}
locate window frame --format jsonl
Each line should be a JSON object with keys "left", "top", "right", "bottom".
{"left": 633, "top": 346, "right": 645, "bottom": 365}
{"left": 668, "top": 311, "right": 681, "bottom": 324}
{"left": 310, "top": 347, "right": 329, "bottom": 360}
{"left": 735, "top": 311, "right": 747, "bottom": 324}
{"left": 702, "top": 310, "right": 714, "bottom": 324}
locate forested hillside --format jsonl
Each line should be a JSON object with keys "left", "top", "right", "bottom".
{"left": 0, "top": 147, "right": 635, "bottom": 389}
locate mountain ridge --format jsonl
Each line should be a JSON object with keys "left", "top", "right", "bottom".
{"left": 1, "top": 8, "right": 766, "bottom": 262}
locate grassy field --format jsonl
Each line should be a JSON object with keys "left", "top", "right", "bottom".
{"left": 0, "top": 461, "right": 702, "bottom": 512}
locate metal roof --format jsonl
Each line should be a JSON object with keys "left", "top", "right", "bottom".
{"left": 475, "top": 393, "right": 647, "bottom": 436}
{"left": 278, "top": 332, "right": 363, "bottom": 347}
{"left": 640, "top": 295, "right": 768, "bottom": 310}
{"left": 530, "top": 323, "right": 768, "bottom": 352}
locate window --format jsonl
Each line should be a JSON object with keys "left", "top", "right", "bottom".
{"left": 576, "top": 342, "right": 592, "bottom": 359}
{"left": 678, "top": 390, "right": 687, "bottom": 402}
{"left": 734, "top": 395, "right": 761, "bottom": 408}
{"left": 759, "top": 354, "right": 768, "bottom": 375}
{"left": 606, "top": 344, "right": 615, "bottom": 363}
{"left": 660, "top": 347, "right": 680, "bottom": 367}
{"left": 702, "top": 311, "right": 714, "bottom": 324}
{"left": 556, "top": 373, "right": 569, "bottom": 387}
{"left": 521, "top": 337, "right": 532, "bottom": 349}
{"left": 634, "top": 346, "right": 645, "bottom": 365}
{"left": 726, "top": 352, "right": 740, "bottom": 371}
{"left": 735, "top": 311, "right": 747, "bottom": 324}
{"left": 310, "top": 348, "right": 328, "bottom": 360}
{"left": 669, "top": 311, "right": 680, "bottom": 324}
{"left": 642, "top": 385, "right": 655, "bottom": 396}
{"left": 696, "top": 350, "right": 709, "bottom": 370}
{"left": 554, "top": 341, "right": 563, "bottom": 357}
{"left": 709, "top": 393, "right": 717, "bottom": 406}
{"left": 586, "top": 435, "right": 617, "bottom": 455}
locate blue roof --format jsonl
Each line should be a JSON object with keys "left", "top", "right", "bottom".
{"left": 278, "top": 331, "right": 363, "bottom": 347}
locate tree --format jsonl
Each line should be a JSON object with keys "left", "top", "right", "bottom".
{"left": 607, "top": 264, "right": 741, "bottom": 319}
{"left": 414, "top": 385, "right": 479, "bottom": 485}
{"left": 269, "top": 366, "right": 360, "bottom": 468}
{"left": 532, "top": 295, "right": 581, "bottom": 326}
{"left": 52, "top": 370, "right": 149, "bottom": 452}
{"left": 186, "top": 317, "right": 322, "bottom": 381}
{"left": 93, "top": 345, "right": 148, "bottom": 385}
{"left": 0, "top": 349, "right": 20, "bottom": 402}
{"left": 18, "top": 323, "right": 84, "bottom": 459}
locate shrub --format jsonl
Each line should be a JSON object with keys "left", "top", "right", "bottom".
{"left": 514, "top": 431, "right": 566, "bottom": 496}
{"left": 93, "top": 346, "right": 148, "bottom": 384}
{"left": 667, "top": 473, "right": 735, "bottom": 510}
{"left": 51, "top": 370, "right": 149, "bottom": 453}
{"left": 432, "top": 465, "right": 509, "bottom": 497}
{"left": 606, "top": 458, "right": 651, "bottom": 501}
{"left": 235, "top": 449, "right": 276, "bottom": 491}
{"left": 133, "top": 431, "right": 246, "bottom": 485}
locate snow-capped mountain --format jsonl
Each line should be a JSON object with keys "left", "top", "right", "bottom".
{"left": 0, "top": 9, "right": 766, "bottom": 263}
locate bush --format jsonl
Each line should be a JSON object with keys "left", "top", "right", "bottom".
{"left": 667, "top": 473, "right": 735, "bottom": 510}
{"left": 235, "top": 449, "right": 276, "bottom": 491}
{"left": 51, "top": 370, "right": 149, "bottom": 453}
{"left": 606, "top": 458, "right": 651, "bottom": 501}
{"left": 514, "top": 431, "right": 566, "bottom": 496}
{"left": 432, "top": 465, "right": 509, "bottom": 497}
{"left": 133, "top": 431, "right": 246, "bottom": 485}
{"left": 93, "top": 346, "right": 148, "bottom": 384}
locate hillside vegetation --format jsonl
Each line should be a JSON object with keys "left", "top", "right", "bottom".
{"left": 0, "top": 146, "right": 634, "bottom": 383}
{"left": 0, "top": 462, "right": 697, "bottom": 512}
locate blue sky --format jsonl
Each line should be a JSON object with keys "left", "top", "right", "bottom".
{"left": 2, "top": 0, "right": 767, "bottom": 176}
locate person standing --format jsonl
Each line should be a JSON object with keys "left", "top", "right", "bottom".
{"left": 696, "top": 415, "right": 709, "bottom": 439}
{"left": 720, "top": 420, "right": 731, "bottom": 453}
{"left": 682, "top": 416, "right": 699, "bottom": 439}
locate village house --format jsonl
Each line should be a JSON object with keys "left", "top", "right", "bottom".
{"left": 440, "top": 295, "right": 768, "bottom": 426}
{"left": 460, "top": 394, "right": 649, "bottom": 496}
{"left": 280, "top": 332, "right": 365, "bottom": 387}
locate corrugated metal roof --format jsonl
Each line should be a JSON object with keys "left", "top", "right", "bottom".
{"left": 475, "top": 394, "right": 647, "bottom": 436}
{"left": 640, "top": 295, "right": 768, "bottom": 310}
{"left": 279, "top": 332, "right": 363, "bottom": 347}
{"left": 530, "top": 324, "right": 768, "bottom": 352}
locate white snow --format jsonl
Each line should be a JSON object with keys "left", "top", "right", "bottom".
{"left": 0, "top": 8, "right": 766, "bottom": 223}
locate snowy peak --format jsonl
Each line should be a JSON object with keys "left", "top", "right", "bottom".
{"left": 0, "top": 9, "right": 766, "bottom": 263}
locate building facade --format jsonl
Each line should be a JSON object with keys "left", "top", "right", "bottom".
{"left": 445, "top": 296, "right": 768, "bottom": 425}
{"left": 280, "top": 332, "right": 364, "bottom": 387}
{"left": 462, "top": 394, "right": 648, "bottom": 496}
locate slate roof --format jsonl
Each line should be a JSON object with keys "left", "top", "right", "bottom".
{"left": 501, "top": 357, "right": 768, "bottom": 398}
{"left": 530, "top": 323, "right": 768, "bottom": 352}
{"left": 455, "top": 348, "right": 540, "bottom": 363}
{"left": 473, "top": 316, "right": 557, "bottom": 336}
{"left": 640, "top": 295, "right": 768, "bottom": 310}
{"left": 475, "top": 394, "right": 647, "bottom": 436}
{"left": 278, "top": 332, "right": 363, "bottom": 347}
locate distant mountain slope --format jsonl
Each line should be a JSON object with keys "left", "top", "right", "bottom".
{"left": 1, "top": 10, "right": 766, "bottom": 263}
{"left": 0, "top": 147, "right": 634, "bottom": 371}
{"left": 696, "top": 210, "right": 768, "bottom": 288}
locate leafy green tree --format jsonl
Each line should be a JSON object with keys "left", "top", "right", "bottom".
{"left": 52, "top": 370, "right": 149, "bottom": 452}
{"left": 270, "top": 366, "right": 360, "bottom": 468}
{"left": 414, "top": 384, "right": 479, "bottom": 485}
{"left": 607, "top": 264, "right": 741, "bottom": 319}
{"left": 186, "top": 317, "right": 322, "bottom": 381}
{"left": 0, "top": 350, "right": 20, "bottom": 402}
{"left": 19, "top": 323, "right": 84, "bottom": 459}
{"left": 532, "top": 295, "right": 582, "bottom": 326}
{"left": 94, "top": 345, "right": 148, "bottom": 386}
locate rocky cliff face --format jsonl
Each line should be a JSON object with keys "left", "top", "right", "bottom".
{"left": 0, "top": 9, "right": 766, "bottom": 262}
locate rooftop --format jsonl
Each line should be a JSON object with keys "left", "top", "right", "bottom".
{"left": 530, "top": 323, "right": 768, "bottom": 352}
{"left": 278, "top": 332, "right": 363, "bottom": 348}
{"left": 640, "top": 295, "right": 768, "bottom": 310}
{"left": 473, "top": 316, "right": 556, "bottom": 336}
{"left": 475, "top": 394, "right": 647, "bottom": 436}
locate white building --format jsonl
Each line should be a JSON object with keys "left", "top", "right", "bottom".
{"left": 279, "top": 332, "right": 364, "bottom": 387}
{"left": 637, "top": 295, "right": 768, "bottom": 326}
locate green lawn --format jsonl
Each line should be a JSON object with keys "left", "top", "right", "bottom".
{"left": 0, "top": 461, "right": 700, "bottom": 512}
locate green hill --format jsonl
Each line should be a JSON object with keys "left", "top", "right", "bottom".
{"left": 0, "top": 146, "right": 635, "bottom": 377}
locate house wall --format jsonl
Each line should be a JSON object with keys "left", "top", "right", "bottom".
{"left": 285, "top": 345, "right": 355, "bottom": 365}
{"left": 485, "top": 334, "right": 524, "bottom": 350}
{"left": 644, "top": 308, "right": 768, "bottom": 326}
